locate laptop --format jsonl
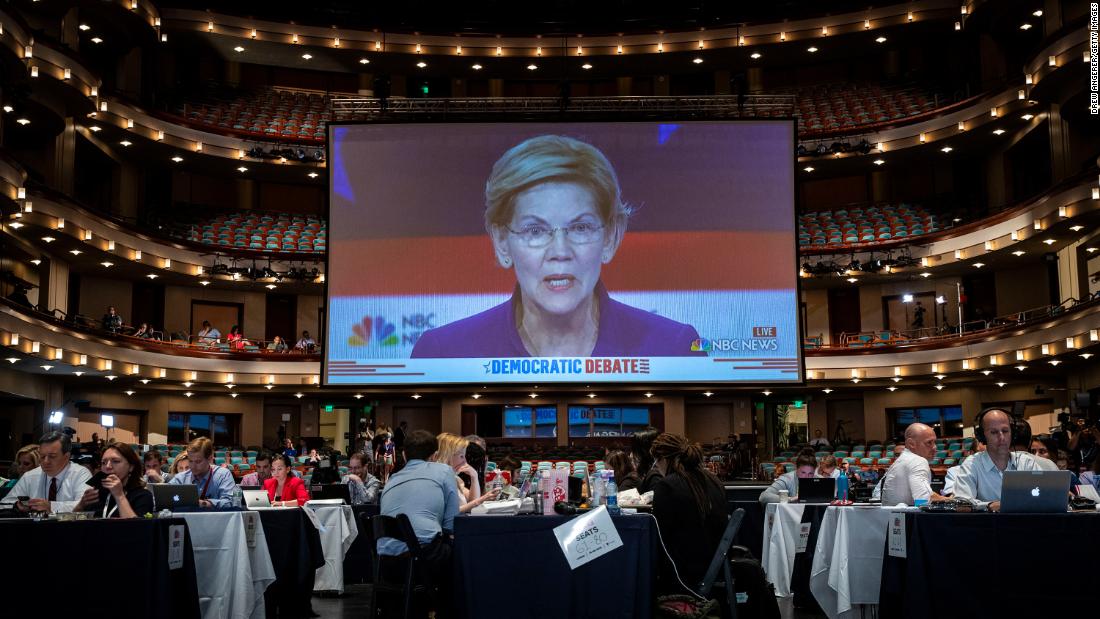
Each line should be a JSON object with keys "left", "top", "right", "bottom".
{"left": 1000, "top": 470, "right": 1071, "bottom": 513}
{"left": 310, "top": 483, "right": 351, "bottom": 503}
{"left": 797, "top": 477, "right": 836, "bottom": 503}
{"left": 242, "top": 489, "right": 272, "bottom": 509}
{"left": 150, "top": 483, "right": 198, "bottom": 510}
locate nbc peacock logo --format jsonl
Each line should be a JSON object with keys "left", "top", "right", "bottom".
{"left": 690, "top": 338, "right": 712, "bottom": 352}
{"left": 348, "top": 316, "right": 398, "bottom": 347}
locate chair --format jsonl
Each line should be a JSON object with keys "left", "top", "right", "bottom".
{"left": 364, "top": 513, "right": 431, "bottom": 619}
{"left": 694, "top": 508, "right": 746, "bottom": 617}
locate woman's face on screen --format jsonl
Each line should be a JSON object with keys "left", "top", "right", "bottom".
{"left": 497, "top": 181, "right": 613, "bottom": 318}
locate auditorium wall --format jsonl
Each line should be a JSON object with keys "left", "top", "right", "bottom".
{"left": 685, "top": 398, "right": 753, "bottom": 444}
{"left": 163, "top": 285, "right": 268, "bottom": 338}
{"left": 802, "top": 288, "right": 830, "bottom": 344}
{"left": 78, "top": 275, "right": 133, "bottom": 322}
{"left": 994, "top": 264, "right": 1050, "bottom": 314}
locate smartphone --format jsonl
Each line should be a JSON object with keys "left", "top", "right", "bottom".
{"left": 17, "top": 495, "right": 30, "bottom": 502}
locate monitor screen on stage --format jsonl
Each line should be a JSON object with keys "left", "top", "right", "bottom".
{"left": 324, "top": 121, "right": 800, "bottom": 385}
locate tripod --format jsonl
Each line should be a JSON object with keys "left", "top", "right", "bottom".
{"left": 831, "top": 419, "right": 850, "bottom": 447}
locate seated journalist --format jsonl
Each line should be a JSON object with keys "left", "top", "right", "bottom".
{"left": 953, "top": 409, "right": 1045, "bottom": 511}
{"left": 168, "top": 437, "right": 237, "bottom": 508}
{"left": 880, "top": 423, "right": 949, "bottom": 505}
{"left": 76, "top": 443, "right": 154, "bottom": 518}
{"left": 1, "top": 431, "right": 91, "bottom": 514}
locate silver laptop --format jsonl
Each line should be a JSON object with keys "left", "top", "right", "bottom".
{"left": 150, "top": 483, "right": 198, "bottom": 510}
{"left": 242, "top": 489, "right": 272, "bottom": 509}
{"left": 1000, "top": 470, "right": 1071, "bottom": 513}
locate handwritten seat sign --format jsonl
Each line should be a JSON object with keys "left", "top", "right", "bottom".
{"left": 552, "top": 505, "right": 624, "bottom": 570}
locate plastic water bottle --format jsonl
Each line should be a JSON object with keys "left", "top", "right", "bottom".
{"left": 605, "top": 471, "right": 620, "bottom": 516}
{"left": 836, "top": 472, "right": 849, "bottom": 501}
{"left": 589, "top": 472, "right": 604, "bottom": 506}
{"left": 233, "top": 486, "right": 244, "bottom": 508}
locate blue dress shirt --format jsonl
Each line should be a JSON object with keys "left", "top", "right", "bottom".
{"left": 169, "top": 465, "right": 238, "bottom": 508}
{"left": 378, "top": 459, "right": 460, "bottom": 555}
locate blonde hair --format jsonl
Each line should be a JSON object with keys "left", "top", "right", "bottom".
{"left": 14, "top": 444, "right": 39, "bottom": 470}
{"left": 186, "top": 437, "right": 214, "bottom": 458}
{"left": 484, "top": 135, "right": 631, "bottom": 232}
{"left": 432, "top": 432, "right": 469, "bottom": 466}
{"left": 169, "top": 451, "right": 190, "bottom": 474}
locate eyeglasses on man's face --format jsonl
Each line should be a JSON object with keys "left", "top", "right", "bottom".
{"left": 506, "top": 221, "right": 604, "bottom": 248}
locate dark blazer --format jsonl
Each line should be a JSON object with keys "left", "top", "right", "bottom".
{"left": 411, "top": 282, "right": 705, "bottom": 358}
{"left": 89, "top": 486, "right": 155, "bottom": 518}
{"left": 264, "top": 476, "right": 311, "bottom": 506}
{"left": 652, "top": 472, "right": 729, "bottom": 593}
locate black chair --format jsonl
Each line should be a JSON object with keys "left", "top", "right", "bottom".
{"left": 696, "top": 508, "right": 746, "bottom": 619}
{"left": 363, "top": 513, "right": 430, "bottom": 619}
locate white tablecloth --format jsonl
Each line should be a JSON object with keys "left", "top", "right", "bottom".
{"left": 808, "top": 506, "right": 899, "bottom": 619}
{"left": 761, "top": 502, "right": 808, "bottom": 597}
{"left": 306, "top": 504, "right": 359, "bottom": 592}
{"left": 177, "top": 511, "right": 277, "bottom": 619}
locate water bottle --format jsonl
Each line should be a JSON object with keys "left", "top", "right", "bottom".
{"left": 233, "top": 486, "right": 244, "bottom": 508}
{"left": 589, "top": 472, "right": 604, "bottom": 506}
{"left": 605, "top": 471, "right": 620, "bottom": 516}
{"left": 836, "top": 472, "right": 849, "bottom": 501}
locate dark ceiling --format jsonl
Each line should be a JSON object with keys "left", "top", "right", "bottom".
{"left": 159, "top": 1, "right": 897, "bottom": 36}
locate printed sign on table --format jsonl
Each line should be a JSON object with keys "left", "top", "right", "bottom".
{"left": 796, "top": 522, "right": 812, "bottom": 553}
{"left": 552, "top": 506, "right": 624, "bottom": 570}
{"left": 888, "top": 513, "right": 907, "bottom": 558}
{"left": 168, "top": 524, "right": 185, "bottom": 570}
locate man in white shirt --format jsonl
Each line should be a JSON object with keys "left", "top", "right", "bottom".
{"left": 809, "top": 430, "right": 831, "bottom": 450}
{"left": 953, "top": 409, "right": 1045, "bottom": 511}
{"left": 0, "top": 431, "right": 92, "bottom": 513}
{"left": 880, "top": 423, "right": 947, "bottom": 505}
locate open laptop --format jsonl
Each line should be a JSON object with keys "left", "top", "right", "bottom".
{"left": 150, "top": 483, "right": 198, "bottom": 510}
{"left": 310, "top": 483, "right": 351, "bottom": 503}
{"left": 797, "top": 477, "right": 836, "bottom": 503}
{"left": 1000, "top": 470, "right": 1071, "bottom": 513}
{"left": 242, "top": 489, "right": 272, "bottom": 509}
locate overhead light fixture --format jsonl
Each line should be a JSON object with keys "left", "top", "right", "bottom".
{"left": 89, "top": 125, "right": 101, "bottom": 132}
{"left": 888, "top": 386, "right": 898, "bottom": 392}
{"left": 527, "top": 64, "right": 538, "bottom": 70}
{"left": 182, "top": 382, "right": 193, "bottom": 388}
{"left": 42, "top": 236, "right": 55, "bottom": 243}
{"left": 359, "top": 58, "right": 369, "bottom": 64}
{"left": 171, "top": 156, "right": 183, "bottom": 163}
{"left": 139, "top": 378, "right": 150, "bottom": 384}
{"left": 875, "top": 36, "right": 887, "bottom": 43}
{"left": 1043, "top": 239, "right": 1056, "bottom": 245}
{"left": 1069, "top": 225, "right": 1084, "bottom": 232}
{"left": 295, "top": 392, "right": 304, "bottom": 399}
{"left": 1048, "top": 359, "right": 1062, "bottom": 366}
{"left": 762, "top": 390, "right": 772, "bottom": 396}
{"left": 125, "top": 390, "right": 134, "bottom": 396}
{"left": 471, "top": 63, "right": 482, "bottom": 70}
{"left": 692, "top": 57, "right": 703, "bottom": 64}
{"left": 934, "top": 385, "right": 945, "bottom": 391}
{"left": 807, "top": 46, "right": 819, "bottom": 53}
{"left": 199, "top": 280, "right": 210, "bottom": 286}
{"left": 1021, "top": 114, "right": 1034, "bottom": 121}
{"left": 993, "top": 129, "right": 1005, "bottom": 135}
{"left": 146, "top": 273, "right": 158, "bottom": 279}
{"left": 30, "top": 259, "right": 41, "bottom": 265}
{"left": 581, "top": 63, "right": 592, "bottom": 70}
{"left": 1012, "top": 250, "right": 1025, "bottom": 256}
{"left": 703, "top": 391, "right": 714, "bottom": 397}
{"left": 105, "top": 375, "right": 117, "bottom": 381}
{"left": 804, "top": 166, "right": 814, "bottom": 172}
{"left": 981, "top": 370, "right": 993, "bottom": 376}
{"left": 91, "top": 37, "right": 102, "bottom": 44}
{"left": 1033, "top": 9, "right": 1043, "bottom": 16}
{"left": 941, "top": 146, "right": 953, "bottom": 153}
{"left": 69, "top": 249, "right": 82, "bottom": 256}
{"left": 40, "top": 365, "right": 53, "bottom": 371}
{"left": 230, "top": 393, "right": 238, "bottom": 398}
{"left": 1081, "top": 353, "right": 1094, "bottom": 360}
{"left": 822, "top": 388, "right": 833, "bottom": 394}
{"left": 354, "top": 394, "right": 364, "bottom": 399}
{"left": 920, "top": 272, "right": 931, "bottom": 278}
{"left": 847, "top": 277, "right": 857, "bottom": 283}
{"left": 416, "top": 61, "right": 427, "bottom": 68}
{"left": 750, "top": 52, "right": 761, "bottom": 59}
{"left": 973, "top": 262, "right": 985, "bottom": 268}
{"left": 1016, "top": 365, "right": 1027, "bottom": 371}
{"left": 265, "top": 284, "right": 276, "bottom": 289}
{"left": 301, "top": 53, "right": 312, "bottom": 60}
{"left": 873, "top": 159, "right": 884, "bottom": 165}
{"left": 120, "top": 140, "right": 131, "bottom": 147}
{"left": 1019, "top": 23, "right": 1032, "bottom": 30}
{"left": 237, "top": 166, "right": 247, "bottom": 173}
{"left": 79, "top": 24, "right": 90, "bottom": 31}
{"left": 185, "top": 392, "right": 193, "bottom": 397}
{"left": 16, "top": 118, "right": 30, "bottom": 126}
{"left": 996, "top": 382, "right": 1006, "bottom": 387}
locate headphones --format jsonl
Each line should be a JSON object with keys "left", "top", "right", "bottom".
{"left": 973, "top": 407, "right": 1015, "bottom": 445}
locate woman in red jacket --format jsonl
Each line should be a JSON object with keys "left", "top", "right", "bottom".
{"left": 264, "top": 454, "right": 310, "bottom": 507}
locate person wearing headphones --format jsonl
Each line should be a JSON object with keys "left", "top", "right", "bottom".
{"left": 953, "top": 408, "right": 1045, "bottom": 511}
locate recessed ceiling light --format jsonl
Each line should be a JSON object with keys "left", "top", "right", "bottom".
{"left": 307, "top": 172, "right": 318, "bottom": 178}
{"left": 146, "top": 273, "right": 158, "bottom": 279}
{"left": 119, "top": 140, "right": 131, "bottom": 147}
{"left": 981, "top": 370, "right": 993, "bottom": 376}
{"left": 1033, "top": 10, "right": 1043, "bottom": 17}
{"left": 996, "top": 382, "right": 1006, "bottom": 387}
{"left": 941, "top": 146, "right": 953, "bottom": 153}
{"left": 301, "top": 53, "right": 312, "bottom": 60}
{"left": 846, "top": 277, "right": 857, "bottom": 283}
{"left": 69, "top": 249, "right": 82, "bottom": 256}
{"left": 804, "top": 166, "right": 814, "bottom": 172}
{"left": 41, "top": 365, "right": 53, "bottom": 371}
{"left": 185, "top": 391, "right": 193, "bottom": 397}
{"left": 1049, "top": 359, "right": 1062, "bottom": 366}
{"left": 3, "top": 105, "right": 13, "bottom": 112}
{"left": 934, "top": 384, "right": 945, "bottom": 390}
{"left": 199, "top": 280, "right": 210, "bottom": 286}
{"left": 359, "top": 58, "right": 369, "bottom": 64}
{"left": 527, "top": 63, "right": 538, "bottom": 70}
{"left": 171, "top": 156, "right": 183, "bottom": 163}
{"left": 887, "top": 386, "right": 898, "bottom": 391}
{"left": 973, "top": 262, "right": 985, "bottom": 268}
{"left": 233, "top": 46, "right": 245, "bottom": 53}
{"left": 1012, "top": 250, "right": 1025, "bottom": 256}
{"left": 822, "top": 388, "right": 833, "bottom": 394}
{"left": 237, "top": 166, "right": 248, "bottom": 173}
{"left": 265, "top": 284, "right": 276, "bottom": 289}
{"left": 16, "top": 118, "right": 30, "bottom": 126}
{"left": 581, "top": 63, "right": 592, "bottom": 69}
{"left": 125, "top": 390, "right": 134, "bottom": 396}
{"left": 873, "top": 159, "right": 884, "bottom": 165}
{"left": 993, "top": 129, "right": 1005, "bottom": 135}
{"left": 703, "top": 391, "right": 714, "bottom": 397}
{"left": 750, "top": 52, "right": 761, "bottom": 59}
{"left": 295, "top": 392, "right": 304, "bottom": 399}
{"left": 1020, "top": 23, "right": 1032, "bottom": 30}
{"left": 230, "top": 393, "right": 238, "bottom": 398}
{"left": 89, "top": 125, "right": 101, "bottom": 132}
{"left": 91, "top": 37, "right": 103, "bottom": 44}
{"left": 1081, "top": 353, "right": 1094, "bottom": 359}
{"left": 1043, "top": 238, "right": 1056, "bottom": 245}
{"left": 30, "top": 259, "right": 41, "bottom": 265}
{"left": 79, "top": 24, "right": 90, "bottom": 31}
{"left": 4, "top": 357, "right": 17, "bottom": 364}
{"left": 920, "top": 272, "right": 931, "bottom": 278}
{"left": 876, "top": 36, "right": 887, "bottom": 43}
{"left": 1087, "top": 247, "right": 1098, "bottom": 253}
{"left": 1069, "top": 225, "right": 1084, "bottom": 232}
{"left": 692, "top": 57, "right": 703, "bottom": 64}
{"left": 1016, "top": 365, "right": 1028, "bottom": 371}
{"left": 42, "top": 236, "right": 55, "bottom": 243}
{"left": 471, "top": 63, "right": 482, "bottom": 70}
{"left": 1021, "top": 114, "right": 1034, "bottom": 120}
{"left": 105, "top": 375, "right": 117, "bottom": 381}
{"left": 807, "top": 46, "right": 819, "bottom": 53}
{"left": 761, "top": 390, "right": 772, "bottom": 396}
{"left": 9, "top": 222, "right": 23, "bottom": 229}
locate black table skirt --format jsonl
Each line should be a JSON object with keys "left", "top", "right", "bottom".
{"left": 453, "top": 514, "right": 656, "bottom": 619}
{"left": 879, "top": 512, "right": 1100, "bottom": 618}
{"left": 0, "top": 517, "right": 200, "bottom": 618}
{"left": 258, "top": 508, "right": 325, "bottom": 618}
{"left": 344, "top": 504, "right": 381, "bottom": 584}
{"left": 729, "top": 501, "right": 765, "bottom": 560}
{"left": 788, "top": 504, "right": 829, "bottom": 610}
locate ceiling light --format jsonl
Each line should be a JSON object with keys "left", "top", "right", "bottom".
{"left": 182, "top": 381, "right": 193, "bottom": 387}
{"left": 934, "top": 385, "right": 944, "bottom": 390}
{"left": 847, "top": 277, "right": 857, "bottom": 283}
{"left": 804, "top": 166, "right": 814, "bottom": 172}
{"left": 265, "top": 284, "right": 276, "bottom": 289}
{"left": 996, "top": 382, "right": 1006, "bottom": 387}
{"left": 1081, "top": 353, "right": 1094, "bottom": 360}
{"left": 750, "top": 52, "right": 761, "bottom": 59}
{"left": 692, "top": 57, "right": 703, "bottom": 64}
{"left": 644, "top": 392, "right": 654, "bottom": 398}
{"left": 415, "top": 61, "right": 427, "bottom": 68}
{"left": 265, "top": 384, "right": 274, "bottom": 390}
{"left": 354, "top": 394, "right": 364, "bottom": 399}
{"left": 307, "top": 172, "right": 318, "bottom": 178}
{"left": 91, "top": 37, "right": 102, "bottom": 44}
{"left": 887, "top": 386, "right": 898, "bottom": 392}
{"left": 30, "top": 259, "right": 41, "bottom": 265}
{"left": 762, "top": 390, "right": 772, "bottom": 396}
{"left": 42, "top": 236, "right": 55, "bottom": 243}
{"left": 199, "top": 280, "right": 210, "bottom": 286}
{"left": 359, "top": 58, "right": 369, "bottom": 64}
{"left": 703, "top": 391, "right": 714, "bottom": 397}
{"left": 125, "top": 390, "right": 134, "bottom": 396}
{"left": 973, "top": 262, "right": 985, "bottom": 268}
{"left": 822, "top": 388, "right": 833, "bottom": 394}
{"left": 9, "top": 222, "right": 23, "bottom": 229}
{"left": 920, "top": 272, "right": 932, "bottom": 278}
{"left": 1048, "top": 359, "right": 1062, "bottom": 366}
{"left": 1043, "top": 239, "right": 1056, "bottom": 245}
{"left": 139, "top": 379, "right": 150, "bottom": 384}
{"left": 527, "top": 64, "right": 538, "bottom": 70}
{"left": 67, "top": 249, "right": 81, "bottom": 257}
{"left": 16, "top": 118, "right": 30, "bottom": 126}
{"left": 1020, "top": 23, "right": 1032, "bottom": 30}
{"left": 581, "top": 63, "right": 592, "bottom": 70}
{"left": 471, "top": 63, "right": 483, "bottom": 70}
{"left": 1016, "top": 365, "right": 1028, "bottom": 371}
{"left": 1070, "top": 225, "right": 1084, "bottom": 232}
{"left": 981, "top": 370, "right": 993, "bottom": 376}
{"left": 79, "top": 24, "right": 90, "bottom": 31}
{"left": 935, "top": 374, "right": 946, "bottom": 380}
{"left": 1021, "top": 114, "right": 1034, "bottom": 121}
{"left": 941, "top": 146, "right": 953, "bottom": 153}
{"left": 41, "top": 365, "right": 53, "bottom": 371}
{"left": 993, "top": 129, "right": 1005, "bottom": 135}
{"left": 89, "top": 125, "right": 101, "bottom": 132}
{"left": 105, "top": 375, "right": 117, "bottom": 381}
{"left": 233, "top": 46, "right": 245, "bottom": 53}
{"left": 1087, "top": 247, "right": 1098, "bottom": 253}
{"left": 225, "top": 384, "right": 235, "bottom": 389}
{"left": 184, "top": 392, "right": 193, "bottom": 397}
{"left": 301, "top": 54, "right": 312, "bottom": 60}
{"left": 235, "top": 166, "right": 248, "bottom": 173}
{"left": 851, "top": 378, "right": 862, "bottom": 384}
{"left": 1033, "top": 10, "right": 1043, "bottom": 16}
{"left": 171, "top": 156, "right": 183, "bottom": 163}
{"left": 873, "top": 159, "right": 885, "bottom": 165}
{"left": 120, "top": 140, "right": 131, "bottom": 147}
{"left": 892, "top": 377, "right": 902, "bottom": 383}
{"left": 4, "top": 357, "right": 17, "bottom": 364}
{"left": 807, "top": 46, "right": 819, "bottom": 53}
{"left": 146, "top": 273, "right": 158, "bottom": 279}
{"left": 230, "top": 393, "right": 238, "bottom": 398}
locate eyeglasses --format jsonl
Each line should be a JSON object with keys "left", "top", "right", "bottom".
{"left": 506, "top": 221, "right": 604, "bottom": 248}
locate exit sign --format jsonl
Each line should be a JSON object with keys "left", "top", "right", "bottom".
{"left": 324, "top": 404, "right": 333, "bottom": 413}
